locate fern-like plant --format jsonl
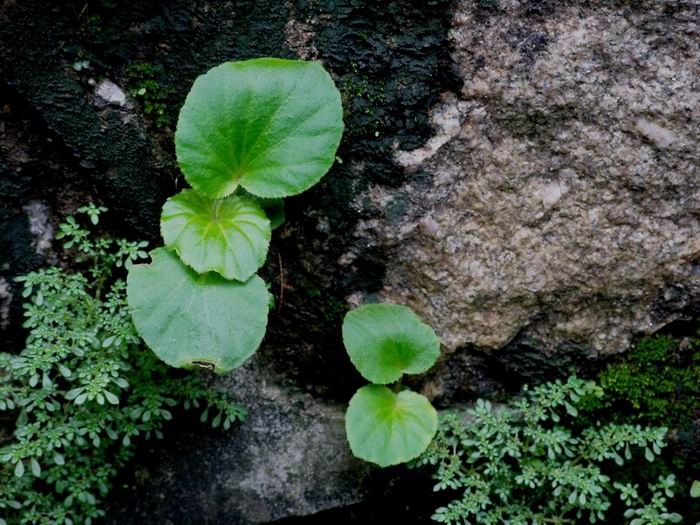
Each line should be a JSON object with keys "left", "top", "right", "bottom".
{"left": 413, "top": 376, "right": 683, "bottom": 525}
{"left": 127, "top": 58, "right": 344, "bottom": 373}
{"left": 0, "top": 206, "right": 244, "bottom": 525}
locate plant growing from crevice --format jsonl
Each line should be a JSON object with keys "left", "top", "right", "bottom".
{"left": 0, "top": 206, "right": 244, "bottom": 525}
{"left": 413, "top": 376, "right": 683, "bottom": 525}
{"left": 579, "top": 335, "right": 700, "bottom": 428}
{"left": 577, "top": 333, "right": 700, "bottom": 520}
{"left": 127, "top": 58, "right": 344, "bottom": 373}
{"left": 125, "top": 62, "right": 174, "bottom": 128}
{"left": 342, "top": 303, "right": 441, "bottom": 467}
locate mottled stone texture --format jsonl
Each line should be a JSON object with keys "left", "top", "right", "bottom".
{"left": 359, "top": 0, "right": 700, "bottom": 355}
{"left": 107, "top": 359, "right": 372, "bottom": 525}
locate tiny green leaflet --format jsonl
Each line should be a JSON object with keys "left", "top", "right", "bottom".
{"left": 127, "top": 248, "right": 269, "bottom": 373}
{"left": 175, "top": 58, "right": 344, "bottom": 199}
{"left": 342, "top": 303, "right": 440, "bottom": 384}
{"left": 345, "top": 384, "right": 438, "bottom": 467}
{"left": 691, "top": 480, "right": 700, "bottom": 498}
{"left": 161, "top": 189, "right": 271, "bottom": 282}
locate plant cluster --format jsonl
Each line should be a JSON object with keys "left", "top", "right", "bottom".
{"left": 579, "top": 334, "right": 700, "bottom": 520}
{"left": 412, "top": 376, "right": 683, "bottom": 525}
{"left": 580, "top": 335, "right": 700, "bottom": 428}
{"left": 0, "top": 206, "right": 244, "bottom": 525}
{"left": 125, "top": 62, "right": 174, "bottom": 128}
{"left": 342, "top": 304, "right": 441, "bottom": 467}
{"left": 127, "top": 57, "right": 344, "bottom": 373}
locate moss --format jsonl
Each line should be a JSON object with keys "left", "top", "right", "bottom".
{"left": 125, "top": 62, "right": 176, "bottom": 129}
{"left": 572, "top": 334, "right": 700, "bottom": 519}
{"left": 580, "top": 335, "right": 700, "bottom": 427}
{"left": 340, "top": 61, "right": 386, "bottom": 138}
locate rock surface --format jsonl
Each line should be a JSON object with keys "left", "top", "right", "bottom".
{"left": 353, "top": 0, "right": 700, "bottom": 355}
{"left": 107, "top": 359, "right": 373, "bottom": 525}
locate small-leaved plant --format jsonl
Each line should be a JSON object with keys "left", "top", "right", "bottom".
{"left": 127, "top": 58, "right": 344, "bottom": 373}
{"left": 413, "top": 376, "right": 683, "bottom": 525}
{"left": 0, "top": 206, "right": 244, "bottom": 525}
{"left": 342, "top": 304, "right": 441, "bottom": 467}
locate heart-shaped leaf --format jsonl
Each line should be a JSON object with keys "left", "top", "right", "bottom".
{"left": 342, "top": 304, "right": 440, "bottom": 384}
{"left": 161, "top": 189, "right": 271, "bottom": 281}
{"left": 345, "top": 384, "right": 437, "bottom": 467}
{"left": 127, "top": 248, "right": 269, "bottom": 373}
{"left": 175, "top": 58, "right": 344, "bottom": 199}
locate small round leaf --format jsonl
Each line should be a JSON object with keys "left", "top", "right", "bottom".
{"left": 345, "top": 385, "right": 437, "bottom": 467}
{"left": 175, "top": 58, "right": 344, "bottom": 199}
{"left": 161, "top": 189, "right": 271, "bottom": 281}
{"left": 127, "top": 248, "right": 268, "bottom": 373}
{"left": 342, "top": 304, "right": 440, "bottom": 384}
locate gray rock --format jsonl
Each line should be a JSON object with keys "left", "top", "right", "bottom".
{"left": 0, "top": 278, "right": 12, "bottom": 330}
{"left": 94, "top": 79, "right": 128, "bottom": 108}
{"left": 22, "top": 200, "right": 54, "bottom": 260}
{"left": 349, "top": 0, "right": 700, "bottom": 355}
{"left": 217, "top": 363, "right": 371, "bottom": 523}
{"left": 109, "top": 359, "right": 373, "bottom": 525}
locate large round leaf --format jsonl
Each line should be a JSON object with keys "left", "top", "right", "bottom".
{"left": 161, "top": 189, "right": 271, "bottom": 282}
{"left": 175, "top": 58, "right": 344, "bottom": 199}
{"left": 345, "top": 385, "right": 438, "bottom": 467}
{"left": 127, "top": 248, "right": 269, "bottom": 373}
{"left": 342, "top": 304, "right": 440, "bottom": 384}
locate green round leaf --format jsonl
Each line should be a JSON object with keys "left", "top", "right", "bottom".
{"left": 127, "top": 248, "right": 269, "bottom": 373}
{"left": 342, "top": 304, "right": 440, "bottom": 384}
{"left": 161, "top": 189, "right": 271, "bottom": 281}
{"left": 345, "top": 384, "right": 437, "bottom": 467}
{"left": 175, "top": 58, "right": 344, "bottom": 199}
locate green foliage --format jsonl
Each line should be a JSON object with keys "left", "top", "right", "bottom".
{"left": 127, "top": 248, "right": 269, "bottom": 372}
{"left": 413, "top": 376, "right": 682, "bottom": 525}
{"left": 342, "top": 303, "right": 440, "bottom": 384}
{"left": 125, "top": 62, "right": 174, "bottom": 128}
{"left": 128, "top": 58, "right": 344, "bottom": 373}
{"left": 247, "top": 193, "right": 285, "bottom": 231}
{"left": 577, "top": 334, "right": 700, "bottom": 520}
{"left": 346, "top": 384, "right": 437, "bottom": 468}
{"left": 580, "top": 335, "right": 700, "bottom": 427}
{"left": 0, "top": 207, "right": 244, "bottom": 525}
{"left": 175, "top": 58, "right": 344, "bottom": 199}
{"left": 160, "top": 189, "right": 271, "bottom": 281}
{"left": 343, "top": 304, "right": 440, "bottom": 467}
